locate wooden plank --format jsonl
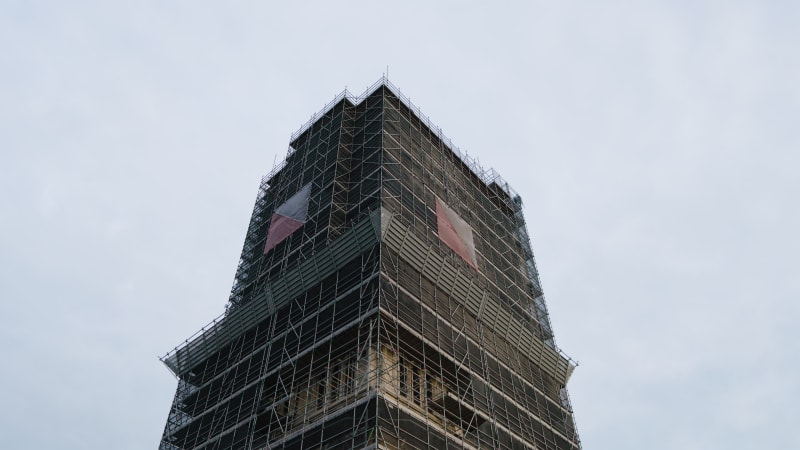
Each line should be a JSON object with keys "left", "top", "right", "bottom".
{"left": 381, "top": 218, "right": 572, "bottom": 385}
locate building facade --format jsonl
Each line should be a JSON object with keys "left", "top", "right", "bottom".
{"left": 160, "top": 79, "right": 581, "bottom": 450}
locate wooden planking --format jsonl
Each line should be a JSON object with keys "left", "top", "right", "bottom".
{"left": 381, "top": 214, "right": 572, "bottom": 385}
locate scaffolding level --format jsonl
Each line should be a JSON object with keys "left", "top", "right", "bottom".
{"left": 160, "top": 78, "right": 581, "bottom": 450}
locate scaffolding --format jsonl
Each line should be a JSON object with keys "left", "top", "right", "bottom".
{"left": 159, "top": 78, "right": 581, "bottom": 449}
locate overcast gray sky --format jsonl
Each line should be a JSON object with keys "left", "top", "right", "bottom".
{"left": 1, "top": 1, "right": 798, "bottom": 449}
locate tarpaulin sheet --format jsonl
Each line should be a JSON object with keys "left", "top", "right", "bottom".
{"left": 435, "top": 197, "right": 478, "bottom": 269}
{"left": 264, "top": 184, "right": 311, "bottom": 254}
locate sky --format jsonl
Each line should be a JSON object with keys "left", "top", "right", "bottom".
{"left": 1, "top": 1, "right": 798, "bottom": 449}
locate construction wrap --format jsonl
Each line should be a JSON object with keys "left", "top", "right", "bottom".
{"left": 435, "top": 196, "right": 478, "bottom": 270}
{"left": 264, "top": 184, "right": 311, "bottom": 254}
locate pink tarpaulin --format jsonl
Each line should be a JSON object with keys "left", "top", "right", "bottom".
{"left": 264, "top": 184, "right": 311, "bottom": 254}
{"left": 264, "top": 215, "right": 305, "bottom": 254}
{"left": 435, "top": 197, "right": 478, "bottom": 270}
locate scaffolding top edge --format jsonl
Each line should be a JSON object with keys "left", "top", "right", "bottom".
{"left": 273, "top": 76, "right": 522, "bottom": 204}
{"left": 159, "top": 308, "right": 228, "bottom": 376}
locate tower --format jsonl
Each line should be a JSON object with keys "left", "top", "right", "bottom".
{"left": 160, "top": 79, "right": 581, "bottom": 450}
